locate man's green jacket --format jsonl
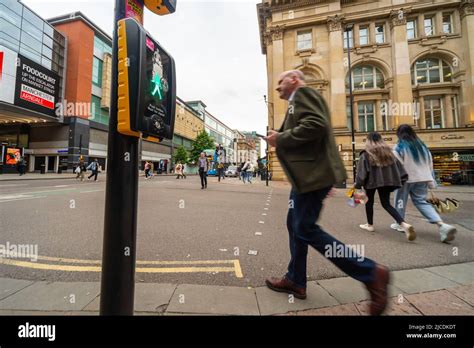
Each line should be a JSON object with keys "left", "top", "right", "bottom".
{"left": 276, "top": 86, "right": 347, "bottom": 193}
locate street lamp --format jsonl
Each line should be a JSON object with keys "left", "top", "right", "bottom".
{"left": 263, "top": 95, "right": 273, "bottom": 186}
{"left": 345, "top": 23, "right": 357, "bottom": 183}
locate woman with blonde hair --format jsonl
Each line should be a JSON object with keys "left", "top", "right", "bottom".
{"left": 355, "top": 132, "right": 416, "bottom": 241}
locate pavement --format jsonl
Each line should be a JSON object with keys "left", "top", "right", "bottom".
{"left": 0, "top": 261, "right": 472, "bottom": 316}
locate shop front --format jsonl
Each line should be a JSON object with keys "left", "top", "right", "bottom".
{"left": 432, "top": 150, "right": 474, "bottom": 185}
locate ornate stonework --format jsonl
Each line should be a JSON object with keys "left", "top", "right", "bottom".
{"left": 389, "top": 8, "right": 411, "bottom": 29}
{"left": 327, "top": 14, "right": 344, "bottom": 32}
{"left": 460, "top": 0, "right": 474, "bottom": 18}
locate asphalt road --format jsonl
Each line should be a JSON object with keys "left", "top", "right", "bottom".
{"left": 0, "top": 175, "right": 473, "bottom": 287}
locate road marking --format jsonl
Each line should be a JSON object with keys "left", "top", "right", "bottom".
{"left": 80, "top": 190, "right": 104, "bottom": 194}
{"left": 262, "top": 213, "right": 267, "bottom": 216}
{"left": 0, "top": 196, "right": 46, "bottom": 203}
{"left": 259, "top": 221, "right": 265, "bottom": 224}
{"left": 0, "top": 256, "right": 243, "bottom": 278}
{"left": 264, "top": 208, "right": 269, "bottom": 210}
{"left": 54, "top": 185, "right": 69, "bottom": 188}
{"left": 0, "top": 184, "right": 28, "bottom": 188}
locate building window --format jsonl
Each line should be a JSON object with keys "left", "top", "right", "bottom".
{"left": 358, "top": 102, "right": 375, "bottom": 132}
{"left": 347, "top": 65, "right": 385, "bottom": 91}
{"left": 90, "top": 95, "right": 109, "bottom": 125}
{"left": 297, "top": 30, "right": 312, "bottom": 51}
{"left": 407, "top": 19, "right": 417, "bottom": 40}
{"left": 343, "top": 29, "right": 353, "bottom": 49}
{"left": 424, "top": 16, "right": 435, "bottom": 36}
{"left": 359, "top": 26, "right": 369, "bottom": 45}
{"left": 424, "top": 96, "right": 444, "bottom": 129}
{"left": 380, "top": 100, "right": 389, "bottom": 131}
{"left": 92, "top": 57, "right": 103, "bottom": 87}
{"left": 346, "top": 99, "right": 354, "bottom": 131}
{"left": 452, "top": 95, "right": 459, "bottom": 128}
{"left": 375, "top": 24, "right": 385, "bottom": 44}
{"left": 442, "top": 13, "right": 453, "bottom": 34}
{"left": 412, "top": 58, "right": 452, "bottom": 85}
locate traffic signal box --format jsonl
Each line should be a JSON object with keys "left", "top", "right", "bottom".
{"left": 144, "top": 0, "right": 177, "bottom": 15}
{"left": 117, "top": 18, "right": 176, "bottom": 142}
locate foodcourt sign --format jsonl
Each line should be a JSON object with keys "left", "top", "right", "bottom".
{"left": 0, "top": 45, "right": 60, "bottom": 118}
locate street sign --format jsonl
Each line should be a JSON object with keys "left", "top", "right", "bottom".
{"left": 117, "top": 18, "right": 176, "bottom": 141}
{"left": 144, "top": 0, "right": 177, "bottom": 15}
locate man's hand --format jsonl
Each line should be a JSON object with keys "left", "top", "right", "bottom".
{"left": 264, "top": 130, "right": 279, "bottom": 148}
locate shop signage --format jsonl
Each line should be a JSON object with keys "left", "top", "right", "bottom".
{"left": 442, "top": 134, "right": 465, "bottom": 140}
{"left": 6, "top": 148, "right": 21, "bottom": 165}
{"left": 0, "top": 45, "right": 60, "bottom": 118}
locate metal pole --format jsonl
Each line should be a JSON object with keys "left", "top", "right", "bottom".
{"left": 100, "top": 0, "right": 141, "bottom": 315}
{"left": 266, "top": 125, "right": 269, "bottom": 186}
{"left": 346, "top": 25, "right": 356, "bottom": 182}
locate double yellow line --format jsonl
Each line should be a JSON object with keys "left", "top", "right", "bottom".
{"left": 0, "top": 255, "right": 243, "bottom": 278}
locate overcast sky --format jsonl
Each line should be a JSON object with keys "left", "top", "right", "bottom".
{"left": 22, "top": 0, "right": 269, "bottom": 137}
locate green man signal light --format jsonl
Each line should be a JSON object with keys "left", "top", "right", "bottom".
{"left": 144, "top": 0, "right": 177, "bottom": 15}
{"left": 117, "top": 18, "right": 176, "bottom": 141}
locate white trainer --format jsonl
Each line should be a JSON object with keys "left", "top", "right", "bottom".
{"left": 439, "top": 223, "right": 457, "bottom": 243}
{"left": 401, "top": 222, "right": 416, "bottom": 241}
{"left": 359, "top": 223, "right": 375, "bottom": 232}
{"left": 390, "top": 223, "right": 404, "bottom": 232}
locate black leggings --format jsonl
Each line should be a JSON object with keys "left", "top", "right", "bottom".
{"left": 199, "top": 169, "right": 207, "bottom": 188}
{"left": 365, "top": 187, "right": 404, "bottom": 225}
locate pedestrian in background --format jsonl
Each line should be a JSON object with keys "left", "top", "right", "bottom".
{"left": 77, "top": 158, "right": 86, "bottom": 181}
{"left": 355, "top": 132, "right": 415, "bottom": 241}
{"left": 181, "top": 162, "right": 187, "bottom": 179}
{"left": 144, "top": 161, "right": 151, "bottom": 179}
{"left": 87, "top": 158, "right": 100, "bottom": 181}
{"left": 264, "top": 70, "right": 389, "bottom": 316}
{"left": 218, "top": 162, "right": 225, "bottom": 182}
{"left": 392, "top": 124, "right": 457, "bottom": 243}
{"left": 175, "top": 162, "right": 182, "bottom": 179}
{"left": 198, "top": 152, "right": 208, "bottom": 189}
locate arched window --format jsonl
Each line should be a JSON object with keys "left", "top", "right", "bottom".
{"left": 411, "top": 58, "right": 452, "bottom": 85}
{"left": 346, "top": 65, "right": 385, "bottom": 91}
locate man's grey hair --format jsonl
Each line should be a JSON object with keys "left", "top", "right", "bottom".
{"left": 282, "top": 70, "right": 306, "bottom": 82}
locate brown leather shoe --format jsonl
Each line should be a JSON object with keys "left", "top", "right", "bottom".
{"left": 265, "top": 277, "right": 306, "bottom": 299}
{"left": 365, "top": 264, "right": 390, "bottom": 316}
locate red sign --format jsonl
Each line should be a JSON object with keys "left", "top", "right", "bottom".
{"left": 0, "top": 52, "right": 4, "bottom": 82}
{"left": 19, "top": 84, "right": 55, "bottom": 109}
{"left": 126, "top": 0, "right": 144, "bottom": 24}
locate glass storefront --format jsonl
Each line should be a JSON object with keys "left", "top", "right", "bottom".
{"left": 432, "top": 151, "right": 474, "bottom": 185}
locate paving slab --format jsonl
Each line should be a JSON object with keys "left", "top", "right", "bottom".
{"left": 0, "top": 278, "right": 34, "bottom": 301}
{"left": 317, "top": 276, "right": 402, "bottom": 304}
{"left": 0, "top": 281, "right": 100, "bottom": 311}
{"left": 165, "top": 284, "right": 259, "bottom": 315}
{"left": 405, "top": 290, "right": 474, "bottom": 315}
{"left": 297, "top": 303, "right": 361, "bottom": 316}
{"left": 355, "top": 298, "right": 423, "bottom": 316}
{"left": 392, "top": 269, "right": 459, "bottom": 294}
{"left": 425, "top": 263, "right": 474, "bottom": 285}
{"left": 447, "top": 284, "right": 474, "bottom": 306}
{"left": 83, "top": 283, "right": 176, "bottom": 313}
{"left": 255, "top": 281, "right": 339, "bottom": 315}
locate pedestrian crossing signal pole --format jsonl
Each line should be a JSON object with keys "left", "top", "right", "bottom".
{"left": 101, "top": 0, "right": 176, "bottom": 316}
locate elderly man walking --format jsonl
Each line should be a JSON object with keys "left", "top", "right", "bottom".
{"left": 264, "top": 70, "right": 390, "bottom": 316}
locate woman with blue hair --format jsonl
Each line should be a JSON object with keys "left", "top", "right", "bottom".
{"left": 392, "top": 125, "right": 456, "bottom": 243}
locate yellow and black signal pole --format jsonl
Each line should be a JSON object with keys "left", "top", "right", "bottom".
{"left": 101, "top": 0, "right": 176, "bottom": 316}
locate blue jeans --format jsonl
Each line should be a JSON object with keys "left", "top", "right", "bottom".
{"left": 286, "top": 187, "right": 376, "bottom": 288}
{"left": 394, "top": 182, "right": 441, "bottom": 224}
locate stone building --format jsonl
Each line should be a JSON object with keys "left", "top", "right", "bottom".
{"left": 258, "top": 0, "right": 474, "bottom": 185}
